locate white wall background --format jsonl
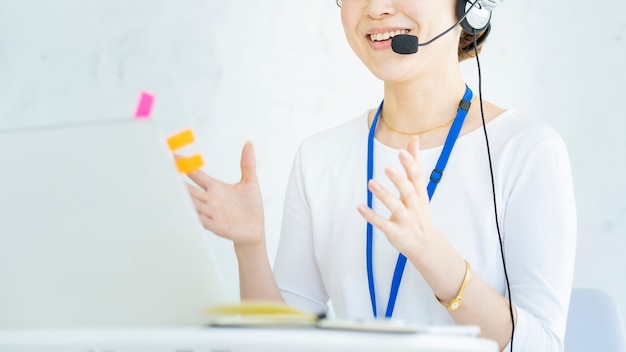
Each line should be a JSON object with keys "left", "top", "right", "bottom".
{"left": 1, "top": 0, "right": 625, "bottom": 323}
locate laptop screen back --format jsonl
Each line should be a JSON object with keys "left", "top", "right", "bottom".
{"left": 0, "top": 120, "right": 231, "bottom": 328}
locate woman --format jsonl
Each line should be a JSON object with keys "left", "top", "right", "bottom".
{"left": 185, "top": 1, "right": 576, "bottom": 350}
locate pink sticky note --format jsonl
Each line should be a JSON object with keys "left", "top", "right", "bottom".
{"left": 134, "top": 92, "right": 154, "bottom": 119}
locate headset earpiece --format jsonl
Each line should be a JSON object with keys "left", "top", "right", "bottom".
{"left": 456, "top": 0, "right": 493, "bottom": 34}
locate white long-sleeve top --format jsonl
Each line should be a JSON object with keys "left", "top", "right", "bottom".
{"left": 273, "top": 110, "right": 577, "bottom": 351}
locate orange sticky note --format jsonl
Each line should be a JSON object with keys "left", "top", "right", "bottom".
{"left": 167, "top": 129, "right": 194, "bottom": 152}
{"left": 176, "top": 154, "right": 204, "bottom": 174}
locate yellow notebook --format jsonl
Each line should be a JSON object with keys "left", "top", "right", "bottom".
{"left": 204, "top": 301, "right": 320, "bottom": 328}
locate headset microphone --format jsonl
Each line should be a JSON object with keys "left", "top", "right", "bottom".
{"left": 391, "top": 0, "right": 494, "bottom": 55}
{"left": 390, "top": 18, "right": 461, "bottom": 55}
{"left": 391, "top": 35, "right": 419, "bottom": 55}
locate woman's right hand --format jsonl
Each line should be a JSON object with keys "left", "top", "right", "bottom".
{"left": 183, "top": 141, "right": 265, "bottom": 247}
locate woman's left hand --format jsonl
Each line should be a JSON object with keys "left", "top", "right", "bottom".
{"left": 357, "top": 137, "right": 437, "bottom": 257}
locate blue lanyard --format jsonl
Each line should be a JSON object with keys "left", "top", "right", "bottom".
{"left": 366, "top": 85, "right": 473, "bottom": 318}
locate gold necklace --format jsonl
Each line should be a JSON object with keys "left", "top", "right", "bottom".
{"left": 380, "top": 114, "right": 455, "bottom": 135}
{"left": 379, "top": 96, "right": 476, "bottom": 136}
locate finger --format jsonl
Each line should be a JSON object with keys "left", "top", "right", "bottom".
{"left": 385, "top": 165, "right": 419, "bottom": 210}
{"left": 186, "top": 168, "right": 217, "bottom": 191}
{"left": 196, "top": 212, "right": 227, "bottom": 237}
{"left": 184, "top": 184, "right": 220, "bottom": 219}
{"left": 174, "top": 154, "right": 210, "bottom": 188}
{"left": 407, "top": 136, "right": 420, "bottom": 159}
{"left": 357, "top": 204, "right": 397, "bottom": 234}
{"left": 187, "top": 189, "right": 212, "bottom": 215}
{"left": 240, "top": 141, "right": 258, "bottom": 184}
{"left": 368, "top": 179, "right": 407, "bottom": 218}
{"left": 399, "top": 150, "right": 421, "bottom": 180}
{"left": 198, "top": 214, "right": 215, "bottom": 232}
{"left": 402, "top": 138, "right": 428, "bottom": 198}
{"left": 186, "top": 183, "right": 207, "bottom": 203}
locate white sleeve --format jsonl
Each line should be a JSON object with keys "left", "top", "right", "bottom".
{"left": 502, "top": 135, "right": 577, "bottom": 351}
{"left": 273, "top": 145, "right": 329, "bottom": 316}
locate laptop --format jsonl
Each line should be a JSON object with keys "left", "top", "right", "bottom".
{"left": 0, "top": 119, "right": 232, "bottom": 329}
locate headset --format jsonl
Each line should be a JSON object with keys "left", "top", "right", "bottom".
{"left": 457, "top": 0, "right": 495, "bottom": 34}
{"left": 456, "top": 1, "right": 516, "bottom": 351}
{"left": 457, "top": 0, "right": 495, "bottom": 53}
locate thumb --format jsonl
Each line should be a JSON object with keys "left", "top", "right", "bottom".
{"left": 240, "top": 141, "right": 258, "bottom": 183}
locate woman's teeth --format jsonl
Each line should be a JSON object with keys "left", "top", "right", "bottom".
{"left": 369, "top": 30, "right": 409, "bottom": 42}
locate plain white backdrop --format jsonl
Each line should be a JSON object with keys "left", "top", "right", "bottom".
{"left": 1, "top": 0, "right": 625, "bottom": 323}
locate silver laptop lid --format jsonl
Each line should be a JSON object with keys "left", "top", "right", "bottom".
{"left": 0, "top": 120, "right": 231, "bottom": 328}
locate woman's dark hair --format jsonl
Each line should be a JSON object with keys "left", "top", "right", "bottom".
{"left": 458, "top": 26, "right": 490, "bottom": 61}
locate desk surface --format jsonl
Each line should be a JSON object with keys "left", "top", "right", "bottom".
{"left": 0, "top": 326, "right": 498, "bottom": 352}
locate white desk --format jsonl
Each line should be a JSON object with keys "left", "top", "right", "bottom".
{"left": 0, "top": 326, "right": 498, "bottom": 352}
